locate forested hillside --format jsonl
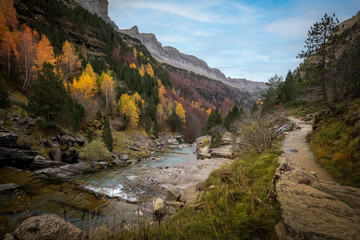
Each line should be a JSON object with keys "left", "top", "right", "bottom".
{"left": 0, "top": 0, "right": 254, "bottom": 142}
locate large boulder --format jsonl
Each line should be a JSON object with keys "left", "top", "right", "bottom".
{"left": 0, "top": 183, "right": 19, "bottom": 193}
{"left": 61, "top": 150, "right": 79, "bottom": 164}
{"left": 49, "top": 138, "right": 61, "bottom": 162}
{"left": 165, "top": 187, "right": 181, "bottom": 202}
{"left": 0, "top": 130, "right": 18, "bottom": 147}
{"left": 274, "top": 124, "right": 294, "bottom": 138}
{"left": 153, "top": 198, "right": 166, "bottom": 221}
{"left": 35, "top": 167, "right": 74, "bottom": 180}
{"left": 0, "top": 147, "right": 37, "bottom": 167}
{"left": 75, "top": 136, "right": 85, "bottom": 146}
{"left": 60, "top": 135, "right": 77, "bottom": 146}
{"left": 14, "top": 214, "right": 85, "bottom": 240}
{"left": 275, "top": 158, "right": 360, "bottom": 239}
{"left": 31, "top": 155, "right": 62, "bottom": 169}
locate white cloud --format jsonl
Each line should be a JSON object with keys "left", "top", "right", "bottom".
{"left": 264, "top": 17, "right": 315, "bottom": 40}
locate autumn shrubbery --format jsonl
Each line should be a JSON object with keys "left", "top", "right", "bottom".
{"left": 79, "top": 139, "right": 110, "bottom": 162}
{"left": 309, "top": 100, "right": 360, "bottom": 187}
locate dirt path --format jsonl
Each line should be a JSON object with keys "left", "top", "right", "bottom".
{"left": 282, "top": 116, "right": 335, "bottom": 183}
{"left": 275, "top": 116, "right": 360, "bottom": 239}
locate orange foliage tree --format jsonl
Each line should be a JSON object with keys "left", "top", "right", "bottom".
{"left": 17, "top": 25, "right": 38, "bottom": 92}
{"left": 35, "top": 35, "right": 56, "bottom": 70}
{"left": 0, "top": 0, "right": 17, "bottom": 29}
{"left": 1, "top": 30, "right": 18, "bottom": 79}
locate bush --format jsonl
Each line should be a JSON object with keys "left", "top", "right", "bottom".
{"left": 236, "top": 117, "right": 275, "bottom": 154}
{"left": 210, "top": 131, "right": 222, "bottom": 148}
{"left": 79, "top": 140, "right": 110, "bottom": 161}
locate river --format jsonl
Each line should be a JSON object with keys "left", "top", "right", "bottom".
{"left": 0, "top": 144, "right": 197, "bottom": 232}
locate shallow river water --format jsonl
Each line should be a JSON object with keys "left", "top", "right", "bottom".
{"left": 0, "top": 144, "right": 196, "bottom": 232}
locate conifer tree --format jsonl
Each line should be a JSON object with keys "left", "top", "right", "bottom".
{"left": 26, "top": 63, "right": 72, "bottom": 127}
{"left": 102, "top": 116, "right": 113, "bottom": 152}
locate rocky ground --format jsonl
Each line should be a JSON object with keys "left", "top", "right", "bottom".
{"left": 275, "top": 117, "right": 360, "bottom": 240}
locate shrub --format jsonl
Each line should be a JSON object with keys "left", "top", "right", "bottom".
{"left": 79, "top": 140, "right": 110, "bottom": 162}
{"left": 236, "top": 117, "right": 275, "bottom": 154}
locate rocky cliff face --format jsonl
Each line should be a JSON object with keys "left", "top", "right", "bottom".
{"left": 119, "top": 26, "right": 227, "bottom": 82}
{"left": 225, "top": 77, "right": 267, "bottom": 94}
{"left": 72, "top": 0, "right": 119, "bottom": 30}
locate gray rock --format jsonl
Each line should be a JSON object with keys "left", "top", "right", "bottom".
{"left": 0, "top": 183, "right": 19, "bottom": 193}
{"left": 210, "top": 145, "right": 233, "bottom": 159}
{"left": 61, "top": 150, "right": 79, "bottom": 164}
{"left": 153, "top": 198, "right": 166, "bottom": 221}
{"left": 31, "top": 155, "right": 62, "bottom": 169}
{"left": 165, "top": 187, "right": 181, "bottom": 202}
{"left": 49, "top": 148, "right": 61, "bottom": 162}
{"left": 60, "top": 134, "right": 76, "bottom": 146}
{"left": 0, "top": 147, "right": 37, "bottom": 167}
{"left": 275, "top": 156, "right": 360, "bottom": 239}
{"left": 0, "top": 130, "right": 18, "bottom": 147}
{"left": 3, "top": 234, "right": 14, "bottom": 240}
{"left": 60, "top": 162, "right": 92, "bottom": 173}
{"left": 14, "top": 214, "right": 85, "bottom": 240}
{"left": 36, "top": 167, "right": 74, "bottom": 180}
{"left": 75, "top": 136, "right": 85, "bottom": 146}
{"left": 286, "top": 148, "right": 298, "bottom": 153}
{"left": 274, "top": 124, "right": 294, "bottom": 138}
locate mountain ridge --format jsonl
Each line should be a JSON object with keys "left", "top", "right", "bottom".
{"left": 74, "top": 0, "right": 267, "bottom": 94}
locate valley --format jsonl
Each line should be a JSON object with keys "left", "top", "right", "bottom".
{"left": 0, "top": 0, "right": 360, "bottom": 239}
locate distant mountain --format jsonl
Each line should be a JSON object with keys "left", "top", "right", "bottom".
{"left": 224, "top": 78, "right": 267, "bottom": 94}
{"left": 118, "top": 26, "right": 227, "bottom": 82}
{"left": 118, "top": 26, "right": 267, "bottom": 94}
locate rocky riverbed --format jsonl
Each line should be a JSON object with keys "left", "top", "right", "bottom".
{"left": 0, "top": 126, "right": 235, "bottom": 239}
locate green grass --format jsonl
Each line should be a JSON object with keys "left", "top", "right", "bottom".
{"left": 309, "top": 108, "right": 360, "bottom": 187}
{"left": 121, "top": 149, "right": 281, "bottom": 240}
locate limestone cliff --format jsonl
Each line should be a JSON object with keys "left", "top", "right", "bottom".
{"left": 72, "top": 0, "right": 119, "bottom": 30}
{"left": 225, "top": 77, "right": 267, "bottom": 94}
{"left": 119, "top": 26, "right": 227, "bottom": 82}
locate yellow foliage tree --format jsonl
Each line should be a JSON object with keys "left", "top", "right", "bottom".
{"left": 69, "top": 70, "right": 97, "bottom": 99}
{"left": 60, "top": 41, "right": 80, "bottom": 79}
{"left": 206, "top": 108, "right": 212, "bottom": 115}
{"left": 100, "top": 72, "right": 116, "bottom": 110}
{"left": 133, "top": 47, "right": 137, "bottom": 58}
{"left": 139, "top": 51, "right": 144, "bottom": 57}
{"left": 139, "top": 64, "right": 145, "bottom": 77}
{"left": 133, "top": 92, "right": 145, "bottom": 106}
{"left": 129, "top": 63, "right": 136, "bottom": 69}
{"left": 146, "top": 63, "right": 154, "bottom": 78}
{"left": 156, "top": 103, "right": 167, "bottom": 127}
{"left": 119, "top": 94, "right": 140, "bottom": 128}
{"left": 35, "top": 35, "right": 56, "bottom": 69}
{"left": 84, "top": 63, "right": 96, "bottom": 80}
{"left": 175, "top": 102, "right": 186, "bottom": 123}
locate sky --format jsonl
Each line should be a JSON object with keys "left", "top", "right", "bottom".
{"left": 108, "top": 0, "right": 360, "bottom": 82}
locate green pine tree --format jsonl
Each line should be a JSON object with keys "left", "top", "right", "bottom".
{"left": 102, "top": 116, "right": 113, "bottom": 152}
{"left": 26, "top": 63, "right": 74, "bottom": 128}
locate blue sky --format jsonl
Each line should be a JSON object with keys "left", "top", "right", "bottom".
{"left": 108, "top": 0, "right": 360, "bottom": 82}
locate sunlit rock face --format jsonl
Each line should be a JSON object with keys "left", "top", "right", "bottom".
{"left": 119, "top": 26, "right": 227, "bottom": 82}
